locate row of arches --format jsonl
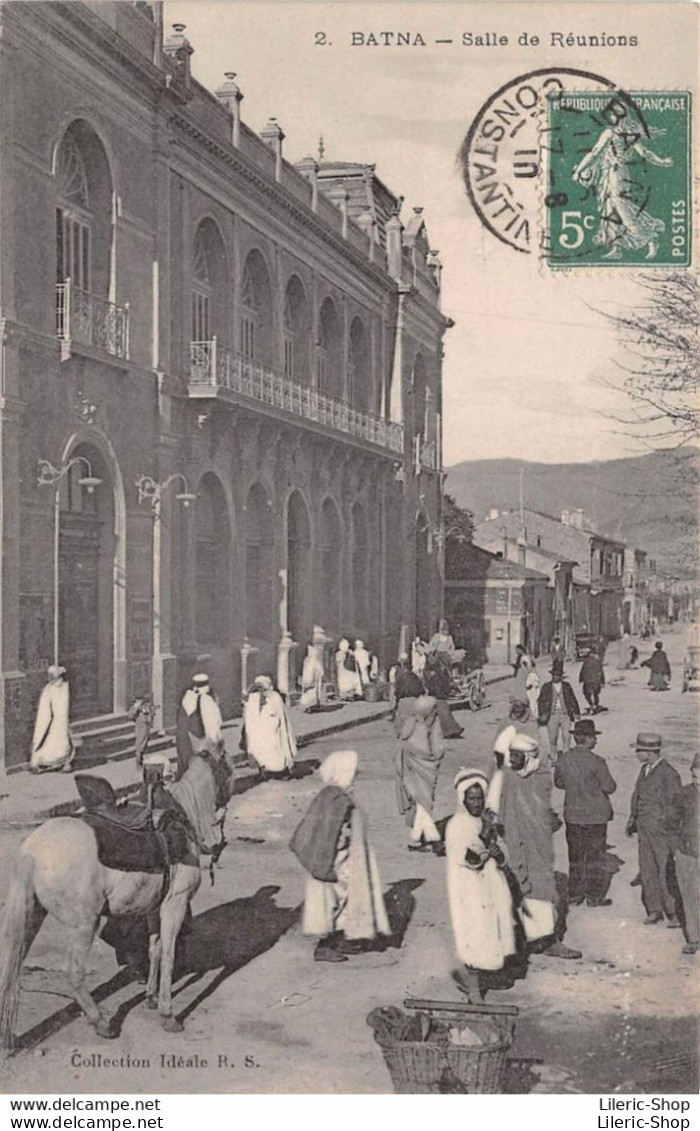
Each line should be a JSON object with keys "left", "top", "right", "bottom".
{"left": 193, "top": 220, "right": 375, "bottom": 410}
{"left": 192, "top": 474, "right": 372, "bottom": 649}
{"left": 53, "top": 118, "right": 377, "bottom": 413}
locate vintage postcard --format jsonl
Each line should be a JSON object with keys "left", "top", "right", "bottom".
{"left": 0, "top": 0, "right": 697, "bottom": 1099}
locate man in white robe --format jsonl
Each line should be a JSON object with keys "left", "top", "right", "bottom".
{"left": 446, "top": 768, "right": 516, "bottom": 1001}
{"left": 30, "top": 665, "right": 74, "bottom": 773}
{"left": 243, "top": 675, "right": 297, "bottom": 779}
{"left": 176, "top": 672, "right": 223, "bottom": 779}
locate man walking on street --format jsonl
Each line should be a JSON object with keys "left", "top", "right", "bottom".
{"left": 554, "top": 718, "right": 617, "bottom": 907}
{"left": 626, "top": 732, "right": 681, "bottom": 926}
{"left": 538, "top": 660, "right": 580, "bottom": 757}
{"left": 669, "top": 752, "right": 699, "bottom": 955}
{"left": 579, "top": 652, "right": 605, "bottom": 715}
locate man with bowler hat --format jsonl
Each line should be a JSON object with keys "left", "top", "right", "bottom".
{"left": 554, "top": 718, "right": 617, "bottom": 907}
{"left": 537, "top": 659, "right": 580, "bottom": 757}
{"left": 626, "top": 732, "right": 681, "bottom": 925}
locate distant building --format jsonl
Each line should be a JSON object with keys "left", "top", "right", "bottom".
{"left": 444, "top": 544, "right": 552, "bottom": 666}
{"left": 0, "top": 3, "right": 449, "bottom": 768}
{"left": 473, "top": 507, "right": 627, "bottom": 650}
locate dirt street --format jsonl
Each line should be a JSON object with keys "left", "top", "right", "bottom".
{"left": 0, "top": 631, "right": 697, "bottom": 1095}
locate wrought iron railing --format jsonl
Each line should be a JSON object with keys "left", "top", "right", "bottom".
{"left": 56, "top": 281, "right": 130, "bottom": 360}
{"left": 189, "top": 339, "right": 404, "bottom": 454}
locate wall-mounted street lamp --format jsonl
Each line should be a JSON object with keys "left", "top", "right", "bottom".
{"left": 38, "top": 456, "right": 102, "bottom": 666}
{"left": 135, "top": 473, "right": 197, "bottom": 730}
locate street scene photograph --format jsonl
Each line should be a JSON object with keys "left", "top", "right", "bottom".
{"left": 0, "top": 0, "right": 697, "bottom": 1100}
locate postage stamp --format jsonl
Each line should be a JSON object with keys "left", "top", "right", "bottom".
{"left": 544, "top": 90, "right": 692, "bottom": 268}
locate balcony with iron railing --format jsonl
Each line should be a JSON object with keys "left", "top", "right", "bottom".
{"left": 56, "top": 280, "right": 130, "bottom": 361}
{"left": 189, "top": 338, "right": 404, "bottom": 455}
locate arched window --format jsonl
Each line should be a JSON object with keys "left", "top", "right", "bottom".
{"left": 195, "top": 474, "right": 230, "bottom": 647}
{"left": 55, "top": 121, "right": 113, "bottom": 299}
{"left": 349, "top": 317, "right": 372, "bottom": 412}
{"left": 240, "top": 249, "right": 273, "bottom": 366}
{"left": 191, "top": 219, "right": 228, "bottom": 346}
{"left": 192, "top": 231, "right": 211, "bottom": 343}
{"left": 287, "top": 491, "right": 311, "bottom": 641}
{"left": 317, "top": 297, "right": 342, "bottom": 399}
{"left": 283, "top": 275, "right": 311, "bottom": 383}
{"left": 352, "top": 502, "right": 369, "bottom": 630}
{"left": 319, "top": 497, "right": 342, "bottom": 630}
{"left": 245, "top": 483, "right": 274, "bottom": 641}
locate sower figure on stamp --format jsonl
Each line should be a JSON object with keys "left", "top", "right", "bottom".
{"left": 554, "top": 718, "right": 617, "bottom": 908}
{"left": 626, "top": 732, "right": 681, "bottom": 926}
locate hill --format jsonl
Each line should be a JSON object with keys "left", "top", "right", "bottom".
{"left": 444, "top": 449, "right": 698, "bottom": 575}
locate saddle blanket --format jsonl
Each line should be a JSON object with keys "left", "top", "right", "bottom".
{"left": 79, "top": 808, "right": 189, "bottom": 873}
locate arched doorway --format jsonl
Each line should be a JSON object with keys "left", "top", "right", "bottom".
{"left": 195, "top": 473, "right": 230, "bottom": 649}
{"left": 287, "top": 491, "right": 311, "bottom": 641}
{"left": 319, "top": 497, "right": 342, "bottom": 631}
{"left": 58, "top": 442, "right": 115, "bottom": 719}
{"left": 245, "top": 482, "right": 274, "bottom": 642}
{"left": 415, "top": 512, "right": 432, "bottom": 641}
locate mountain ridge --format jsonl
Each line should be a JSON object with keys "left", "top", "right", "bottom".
{"left": 444, "top": 449, "right": 698, "bottom": 574}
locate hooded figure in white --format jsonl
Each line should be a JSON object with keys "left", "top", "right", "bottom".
{"left": 335, "top": 638, "right": 363, "bottom": 700}
{"left": 291, "top": 750, "right": 390, "bottom": 961}
{"left": 30, "top": 665, "right": 74, "bottom": 773}
{"left": 243, "top": 674, "right": 297, "bottom": 778}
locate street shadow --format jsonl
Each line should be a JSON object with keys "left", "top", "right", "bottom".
{"left": 11, "top": 886, "right": 298, "bottom": 1050}
{"left": 173, "top": 884, "right": 299, "bottom": 1023}
{"left": 383, "top": 878, "right": 425, "bottom": 949}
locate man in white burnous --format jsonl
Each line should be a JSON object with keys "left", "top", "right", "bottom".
{"left": 572, "top": 113, "right": 673, "bottom": 260}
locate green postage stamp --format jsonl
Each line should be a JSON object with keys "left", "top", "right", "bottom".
{"left": 545, "top": 90, "right": 691, "bottom": 268}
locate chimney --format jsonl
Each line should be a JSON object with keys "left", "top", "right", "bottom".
{"left": 426, "top": 249, "right": 442, "bottom": 290}
{"left": 330, "top": 188, "right": 349, "bottom": 238}
{"left": 488, "top": 508, "right": 499, "bottom": 520}
{"left": 355, "top": 209, "right": 376, "bottom": 261}
{"left": 163, "top": 23, "right": 193, "bottom": 84}
{"left": 385, "top": 210, "right": 404, "bottom": 280}
{"left": 260, "top": 117, "right": 285, "bottom": 181}
{"left": 296, "top": 156, "right": 319, "bottom": 212}
{"left": 561, "top": 509, "right": 570, "bottom": 525}
{"left": 215, "top": 72, "right": 244, "bottom": 148}
{"left": 571, "top": 508, "right": 585, "bottom": 530}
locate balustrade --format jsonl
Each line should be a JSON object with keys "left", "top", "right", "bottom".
{"left": 189, "top": 338, "right": 403, "bottom": 454}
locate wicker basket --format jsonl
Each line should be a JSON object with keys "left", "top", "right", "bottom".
{"left": 376, "top": 1016, "right": 514, "bottom": 1094}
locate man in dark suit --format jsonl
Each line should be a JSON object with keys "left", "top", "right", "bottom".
{"left": 669, "top": 752, "right": 699, "bottom": 954}
{"left": 554, "top": 718, "right": 617, "bottom": 906}
{"left": 579, "top": 652, "right": 605, "bottom": 714}
{"left": 626, "top": 732, "right": 682, "bottom": 925}
{"left": 538, "top": 659, "right": 580, "bottom": 757}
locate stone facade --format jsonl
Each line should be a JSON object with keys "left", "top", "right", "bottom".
{"left": 0, "top": 2, "right": 448, "bottom": 769}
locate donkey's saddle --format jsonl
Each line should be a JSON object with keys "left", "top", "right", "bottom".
{"left": 75, "top": 774, "right": 189, "bottom": 873}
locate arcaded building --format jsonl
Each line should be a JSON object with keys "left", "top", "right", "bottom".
{"left": 0, "top": 2, "right": 448, "bottom": 768}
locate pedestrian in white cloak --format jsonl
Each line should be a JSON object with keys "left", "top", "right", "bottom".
{"left": 243, "top": 674, "right": 297, "bottom": 780}
{"left": 335, "top": 638, "right": 363, "bottom": 700}
{"left": 175, "top": 672, "right": 223, "bottom": 779}
{"left": 30, "top": 664, "right": 74, "bottom": 773}
{"left": 290, "top": 750, "right": 390, "bottom": 962}
{"left": 300, "top": 643, "right": 325, "bottom": 712}
{"left": 446, "top": 767, "right": 516, "bottom": 1002}
{"left": 354, "top": 639, "right": 371, "bottom": 688}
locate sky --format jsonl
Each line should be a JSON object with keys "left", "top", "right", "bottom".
{"left": 164, "top": 1, "right": 696, "bottom": 466}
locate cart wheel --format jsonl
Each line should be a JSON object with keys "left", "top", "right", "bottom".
{"left": 469, "top": 672, "right": 486, "bottom": 710}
